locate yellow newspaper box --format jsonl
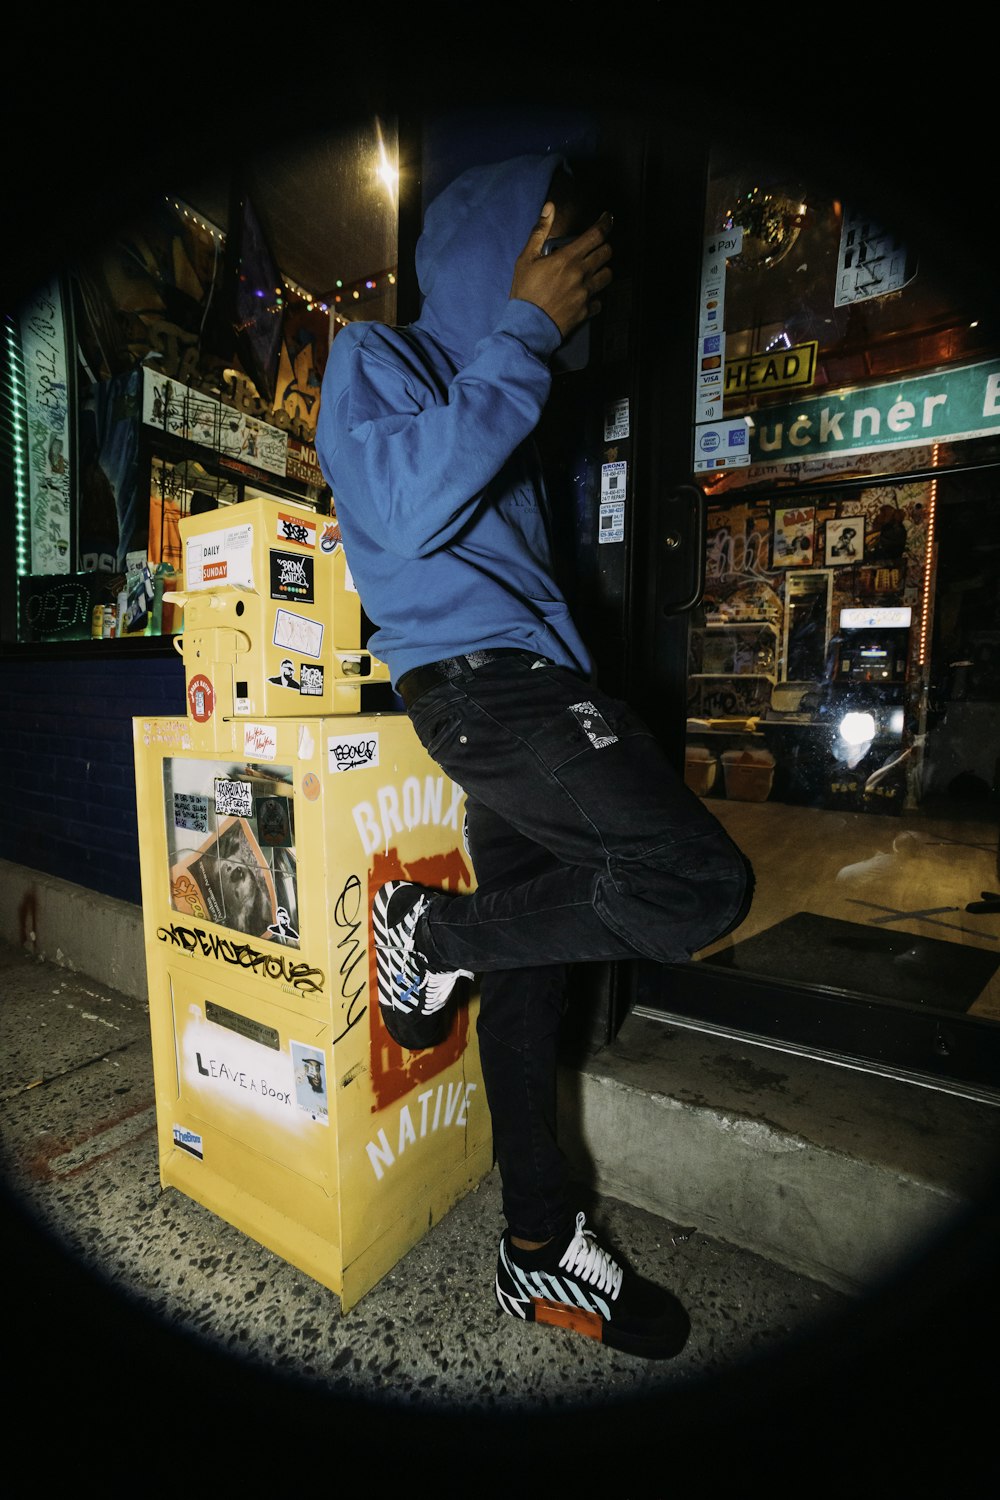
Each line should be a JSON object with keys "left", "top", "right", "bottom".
{"left": 134, "top": 497, "right": 491, "bottom": 1312}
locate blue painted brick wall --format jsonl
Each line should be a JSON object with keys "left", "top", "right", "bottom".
{"left": 0, "top": 655, "right": 185, "bottom": 904}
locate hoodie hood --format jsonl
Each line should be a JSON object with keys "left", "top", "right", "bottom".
{"left": 414, "top": 152, "right": 566, "bottom": 364}
{"left": 313, "top": 149, "right": 593, "bottom": 686}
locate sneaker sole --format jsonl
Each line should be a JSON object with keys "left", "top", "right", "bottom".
{"left": 379, "top": 1005, "right": 451, "bottom": 1051}
{"left": 495, "top": 1278, "right": 688, "bottom": 1360}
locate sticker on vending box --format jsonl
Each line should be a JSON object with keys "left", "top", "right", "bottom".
{"left": 276, "top": 511, "right": 317, "bottom": 548}
{"left": 187, "top": 673, "right": 215, "bottom": 722}
{"left": 328, "top": 732, "right": 379, "bottom": 774}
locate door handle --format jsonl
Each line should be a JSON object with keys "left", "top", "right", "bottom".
{"left": 657, "top": 483, "right": 706, "bottom": 615}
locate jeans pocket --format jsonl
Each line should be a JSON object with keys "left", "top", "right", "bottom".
{"left": 408, "top": 686, "right": 466, "bottom": 760}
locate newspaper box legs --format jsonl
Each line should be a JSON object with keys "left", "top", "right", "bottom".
{"left": 133, "top": 499, "right": 491, "bottom": 1313}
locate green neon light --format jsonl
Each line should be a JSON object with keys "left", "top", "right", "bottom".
{"left": 4, "top": 316, "right": 29, "bottom": 576}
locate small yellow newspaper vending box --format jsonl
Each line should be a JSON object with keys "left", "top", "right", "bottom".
{"left": 134, "top": 497, "right": 491, "bottom": 1311}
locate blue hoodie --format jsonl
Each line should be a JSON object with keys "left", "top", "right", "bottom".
{"left": 314, "top": 152, "right": 594, "bottom": 688}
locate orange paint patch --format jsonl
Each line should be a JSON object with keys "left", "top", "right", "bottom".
{"left": 533, "top": 1299, "right": 604, "bottom": 1341}
{"left": 368, "top": 845, "right": 474, "bottom": 1111}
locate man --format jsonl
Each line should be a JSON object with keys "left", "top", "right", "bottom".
{"left": 316, "top": 153, "right": 752, "bottom": 1361}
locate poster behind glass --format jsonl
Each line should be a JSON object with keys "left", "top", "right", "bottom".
{"left": 164, "top": 759, "right": 299, "bottom": 946}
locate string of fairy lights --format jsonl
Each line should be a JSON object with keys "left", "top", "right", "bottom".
{"left": 168, "top": 197, "right": 397, "bottom": 329}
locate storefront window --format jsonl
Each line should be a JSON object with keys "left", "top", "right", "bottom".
{"left": 686, "top": 152, "right": 1000, "bottom": 1030}
{"left": 4, "top": 119, "right": 399, "bottom": 647}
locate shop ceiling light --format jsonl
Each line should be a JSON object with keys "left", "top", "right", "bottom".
{"left": 839, "top": 711, "right": 876, "bottom": 746}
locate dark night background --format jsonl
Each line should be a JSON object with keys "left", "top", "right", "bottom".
{"left": 3, "top": 15, "right": 998, "bottom": 1484}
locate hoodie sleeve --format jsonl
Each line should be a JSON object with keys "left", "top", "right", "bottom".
{"left": 324, "top": 300, "right": 563, "bottom": 560}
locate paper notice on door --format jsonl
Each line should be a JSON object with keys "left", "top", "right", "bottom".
{"left": 604, "top": 397, "right": 630, "bottom": 442}
{"left": 601, "top": 461, "right": 627, "bottom": 503}
{"left": 598, "top": 503, "right": 625, "bottom": 544}
{"left": 599, "top": 461, "right": 627, "bottom": 543}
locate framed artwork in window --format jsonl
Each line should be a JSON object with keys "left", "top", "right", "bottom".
{"left": 772, "top": 505, "right": 815, "bottom": 568}
{"left": 825, "top": 517, "right": 863, "bottom": 566}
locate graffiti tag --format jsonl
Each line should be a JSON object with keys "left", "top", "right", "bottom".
{"left": 332, "top": 873, "right": 368, "bottom": 1045}
{"left": 156, "top": 922, "right": 324, "bottom": 993}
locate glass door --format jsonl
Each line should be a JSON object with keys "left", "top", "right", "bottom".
{"left": 627, "top": 140, "right": 1000, "bottom": 1099}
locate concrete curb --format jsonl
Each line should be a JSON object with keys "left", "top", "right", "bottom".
{"left": 0, "top": 859, "right": 147, "bottom": 1003}
{"left": 560, "top": 1054, "right": 958, "bottom": 1293}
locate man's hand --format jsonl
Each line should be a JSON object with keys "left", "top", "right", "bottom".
{"left": 510, "top": 202, "right": 613, "bottom": 339}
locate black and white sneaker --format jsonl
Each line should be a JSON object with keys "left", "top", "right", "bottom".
{"left": 495, "top": 1211, "right": 690, "bottom": 1360}
{"left": 372, "top": 880, "right": 473, "bottom": 1050}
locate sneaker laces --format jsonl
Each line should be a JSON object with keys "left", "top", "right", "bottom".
{"left": 395, "top": 892, "right": 471, "bottom": 1013}
{"left": 423, "top": 964, "right": 474, "bottom": 1014}
{"left": 559, "top": 1212, "right": 623, "bottom": 1299}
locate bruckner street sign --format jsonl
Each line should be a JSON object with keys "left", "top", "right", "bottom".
{"left": 746, "top": 356, "right": 1000, "bottom": 465}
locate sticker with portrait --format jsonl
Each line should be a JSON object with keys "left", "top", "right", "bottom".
{"left": 171, "top": 816, "right": 277, "bottom": 938}
{"left": 291, "top": 1040, "right": 329, "bottom": 1125}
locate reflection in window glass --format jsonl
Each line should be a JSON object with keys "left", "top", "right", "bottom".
{"left": 686, "top": 152, "right": 1000, "bottom": 1025}
{"left": 5, "top": 118, "right": 399, "bottom": 646}
{"left": 700, "top": 154, "right": 997, "bottom": 496}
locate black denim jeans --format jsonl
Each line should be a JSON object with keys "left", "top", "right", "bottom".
{"left": 404, "top": 653, "right": 752, "bottom": 1241}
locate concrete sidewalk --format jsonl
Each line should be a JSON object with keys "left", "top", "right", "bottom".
{"left": 3, "top": 937, "right": 1000, "bottom": 1482}
{"left": 0, "top": 943, "right": 845, "bottom": 1396}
